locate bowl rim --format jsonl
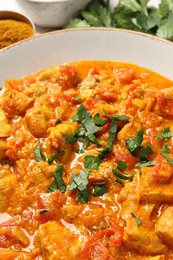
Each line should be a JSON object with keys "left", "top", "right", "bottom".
{"left": 0, "top": 27, "right": 173, "bottom": 53}
{"left": 0, "top": 10, "right": 35, "bottom": 35}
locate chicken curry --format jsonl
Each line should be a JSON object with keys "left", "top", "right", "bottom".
{"left": 0, "top": 60, "right": 173, "bottom": 259}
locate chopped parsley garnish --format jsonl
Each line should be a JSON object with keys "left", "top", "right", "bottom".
{"left": 34, "top": 146, "right": 46, "bottom": 162}
{"left": 71, "top": 104, "right": 101, "bottom": 148}
{"left": 107, "top": 119, "right": 117, "bottom": 146}
{"left": 117, "top": 160, "right": 127, "bottom": 171}
{"left": 55, "top": 118, "right": 61, "bottom": 125}
{"left": 92, "top": 180, "right": 108, "bottom": 197}
{"left": 104, "top": 111, "right": 129, "bottom": 121}
{"left": 47, "top": 150, "right": 66, "bottom": 164}
{"left": 65, "top": 135, "right": 77, "bottom": 145}
{"left": 135, "top": 159, "right": 156, "bottom": 168}
{"left": 130, "top": 212, "right": 142, "bottom": 226}
{"left": 157, "top": 127, "right": 173, "bottom": 140}
{"left": 47, "top": 164, "right": 66, "bottom": 193}
{"left": 94, "top": 113, "right": 107, "bottom": 126}
{"left": 126, "top": 130, "right": 144, "bottom": 156}
{"left": 162, "top": 145, "right": 170, "bottom": 153}
{"left": 84, "top": 155, "right": 102, "bottom": 170}
{"left": 112, "top": 169, "right": 134, "bottom": 181}
{"left": 68, "top": 169, "right": 90, "bottom": 203}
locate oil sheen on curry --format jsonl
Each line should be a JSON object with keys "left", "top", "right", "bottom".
{"left": 0, "top": 60, "right": 173, "bottom": 259}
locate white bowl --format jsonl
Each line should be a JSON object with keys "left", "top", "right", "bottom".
{"left": 16, "top": 0, "right": 91, "bottom": 28}
{"left": 0, "top": 28, "right": 173, "bottom": 86}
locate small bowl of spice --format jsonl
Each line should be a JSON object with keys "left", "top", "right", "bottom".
{"left": 0, "top": 10, "right": 35, "bottom": 50}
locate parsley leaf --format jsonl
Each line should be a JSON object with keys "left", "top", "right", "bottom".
{"left": 126, "top": 130, "right": 144, "bottom": 156}
{"left": 157, "top": 127, "right": 173, "bottom": 140}
{"left": 117, "top": 160, "right": 127, "bottom": 171}
{"left": 130, "top": 212, "right": 142, "bottom": 226}
{"left": 112, "top": 169, "right": 134, "bottom": 181}
{"left": 92, "top": 180, "right": 108, "bottom": 197}
{"left": 94, "top": 113, "right": 107, "bottom": 126}
{"left": 84, "top": 155, "right": 102, "bottom": 170}
{"left": 135, "top": 159, "right": 156, "bottom": 167}
{"left": 34, "top": 146, "right": 46, "bottom": 162}
{"left": 68, "top": 169, "right": 90, "bottom": 203}
{"left": 47, "top": 164, "right": 66, "bottom": 193}
{"left": 47, "top": 150, "right": 66, "bottom": 164}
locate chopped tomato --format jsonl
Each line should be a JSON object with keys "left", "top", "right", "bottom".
{"left": 114, "top": 68, "right": 135, "bottom": 85}
{"left": 81, "top": 219, "right": 123, "bottom": 260}
{"left": 109, "top": 151, "right": 138, "bottom": 170}
{"left": 5, "top": 149, "right": 18, "bottom": 161}
{"left": 84, "top": 98, "right": 96, "bottom": 110}
{"left": 96, "top": 121, "right": 110, "bottom": 136}
{"left": 58, "top": 65, "right": 77, "bottom": 89}
{"left": 152, "top": 154, "right": 173, "bottom": 180}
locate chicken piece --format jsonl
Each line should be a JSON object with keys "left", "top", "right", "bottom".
{"left": 0, "top": 167, "right": 18, "bottom": 211}
{"left": 0, "top": 108, "right": 11, "bottom": 137}
{"left": 34, "top": 221, "right": 82, "bottom": 259}
{"left": 25, "top": 105, "right": 53, "bottom": 138}
{"left": 156, "top": 206, "right": 173, "bottom": 246}
{"left": 139, "top": 167, "right": 173, "bottom": 203}
{"left": 48, "top": 121, "right": 78, "bottom": 149}
{"left": 124, "top": 220, "right": 166, "bottom": 255}
{"left": 0, "top": 86, "right": 33, "bottom": 117}
{"left": 0, "top": 249, "right": 32, "bottom": 260}
{"left": 156, "top": 86, "right": 173, "bottom": 118}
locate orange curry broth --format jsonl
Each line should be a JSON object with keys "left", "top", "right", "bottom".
{"left": 0, "top": 60, "right": 173, "bottom": 259}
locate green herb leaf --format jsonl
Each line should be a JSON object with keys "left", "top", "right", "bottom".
{"left": 47, "top": 164, "right": 66, "bottom": 193}
{"left": 68, "top": 169, "right": 89, "bottom": 192}
{"left": 47, "top": 150, "right": 66, "bottom": 164}
{"left": 112, "top": 169, "right": 134, "bottom": 181}
{"left": 108, "top": 119, "right": 117, "bottom": 146}
{"left": 157, "top": 127, "right": 173, "bottom": 140}
{"left": 126, "top": 130, "right": 144, "bottom": 155}
{"left": 92, "top": 181, "right": 108, "bottom": 196}
{"left": 55, "top": 118, "right": 61, "bottom": 125}
{"left": 105, "top": 112, "right": 129, "bottom": 121}
{"left": 34, "top": 146, "right": 46, "bottom": 162}
{"left": 162, "top": 145, "right": 170, "bottom": 153}
{"left": 84, "top": 155, "right": 102, "bottom": 170}
{"left": 94, "top": 113, "right": 107, "bottom": 126}
{"left": 117, "top": 160, "right": 127, "bottom": 171}
{"left": 65, "top": 135, "right": 77, "bottom": 145}
{"left": 130, "top": 212, "right": 142, "bottom": 226}
{"left": 135, "top": 159, "right": 156, "bottom": 167}
{"left": 77, "top": 188, "right": 90, "bottom": 203}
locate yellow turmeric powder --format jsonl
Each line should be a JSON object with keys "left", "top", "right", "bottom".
{"left": 0, "top": 19, "right": 34, "bottom": 49}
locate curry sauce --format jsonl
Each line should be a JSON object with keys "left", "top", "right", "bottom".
{"left": 0, "top": 60, "right": 173, "bottom": 259}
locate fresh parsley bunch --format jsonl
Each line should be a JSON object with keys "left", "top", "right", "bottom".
{"left": 64, "top": 0, "right": 173, "bottom": 41}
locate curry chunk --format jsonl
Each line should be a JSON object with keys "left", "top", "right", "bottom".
{"left": 0, "top": 167, "right": 18, "bottom": 211}
{"left": 34, "top": 221, "right": 82, "bottom": 259}
{"left": 48, "top": 121, "right": 78, "bottom": 149}
{"left": 0, "top": 108, "right": 11, "bottom": 137}
{"left": 124, "top": 220, "right": 166, "bottom": 255}
{"left": 156, "top": 206, "right": 173, "bottom": 246}
{"left": 0, "top": 86, "right": 33, "bottom": 117}
{"left": 25, "top": 105, "right": 54, "bottom": 138}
